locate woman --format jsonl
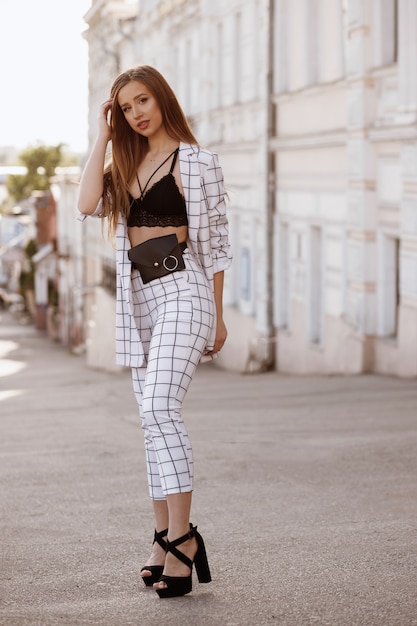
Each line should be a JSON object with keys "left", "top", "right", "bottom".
{"left": 77, "top": 65, "right": 232, "bottom": 598}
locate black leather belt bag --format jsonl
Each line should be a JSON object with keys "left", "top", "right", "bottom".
{"left": 128, "top": 234, "right": 187, "bottom": 284}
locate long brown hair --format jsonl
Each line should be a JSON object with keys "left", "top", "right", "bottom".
{"left": 101, "top": 65, "right": 198, "bottom": 236}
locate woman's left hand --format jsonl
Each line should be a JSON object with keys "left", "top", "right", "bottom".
{"left": 206, "top": 318, "right": 227, "bottom": 356}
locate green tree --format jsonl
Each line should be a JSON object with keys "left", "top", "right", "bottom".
{"left": 19, "top": 238, "right": 37, "bottom": 298}
{"left": 6, "top": 143, "right": 64, "bottom": 202}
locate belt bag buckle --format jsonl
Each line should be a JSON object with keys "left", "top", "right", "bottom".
{"left": 128, "top": 234, "right": 186, "bottom": 284}
{"left": 162, "top": 254, "right": 179, "bottom": 271}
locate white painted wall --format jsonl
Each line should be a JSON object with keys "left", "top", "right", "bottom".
{"left": 273, "top": 0, "right": 417, "bottom": 377}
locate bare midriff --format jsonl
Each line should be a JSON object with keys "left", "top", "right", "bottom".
{"left": 128, "top": 224, "right": 188, "bottom": 248}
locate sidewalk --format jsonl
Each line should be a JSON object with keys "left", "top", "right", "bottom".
{"left": 1, "top": 310, "right": 417, "bottom": 626}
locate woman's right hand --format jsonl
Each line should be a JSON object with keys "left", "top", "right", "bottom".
{"left": 98, "top": 99, "right": 113, "bottom": 142}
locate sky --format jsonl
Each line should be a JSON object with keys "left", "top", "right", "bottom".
{"left": 0, "top": 0, "right": 91, "bottom": 154}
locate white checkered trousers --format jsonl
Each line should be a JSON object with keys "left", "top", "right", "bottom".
{"left": 130, "top": 247, "right": 214, "bottom": 500}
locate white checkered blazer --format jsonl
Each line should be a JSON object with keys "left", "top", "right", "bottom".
{"left": 80, "top": 142, "right": 232, "bottom": 367}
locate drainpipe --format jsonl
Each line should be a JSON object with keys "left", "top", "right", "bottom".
{"left": 264, "top": 0, "right": 276, "bottom": 370}
{"left": 245, "top": 0, "right": 276, "bottom": 375}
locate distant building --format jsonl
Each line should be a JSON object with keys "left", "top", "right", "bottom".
{"left": 51, "top": 171, "right": 86, "bottom": 348}
{"left": 0, "top": 166, "right": 33, "bottom": 293}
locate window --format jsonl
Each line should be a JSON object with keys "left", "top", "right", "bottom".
{"left": 234, "top": 12, "right": 242, "bottom": 103}
{"left": 185, "top": 39, "right": 192, "bottom": 112}
{"left": 305, "top": 0, "right": 319, "bottom": 86}
{"left": 375, "top": 0, "right": 398, "bottom": 66}
{"left": 240, "top": 246, "right": 251, "bottom": 301}
{"left": 102, "top": 257, "right": 116, "bottom": 295}
{"left": 273, "top": 0, "right": 288, "bottom": 93}
{"left": 217, "top": 22, "right": 224, "bottom": 108}
{"left": 274, "top": 220, "right": 290, "bottom": 329}
{"left": 378, "top": 234, "right": 400, "bottom": 337}
{"left": 307, "top": 226, "right": 323, "bottom": 344}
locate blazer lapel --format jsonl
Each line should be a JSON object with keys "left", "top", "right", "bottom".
{"left": 179, "top": 142, "right": 201, "bottom": 249}
{"left": 115, "top": 215, "right": 134, "bottom": 307}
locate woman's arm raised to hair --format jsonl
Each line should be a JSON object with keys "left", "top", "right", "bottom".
{"left": 78, "top": 100, "right": 112, "bottom": 215}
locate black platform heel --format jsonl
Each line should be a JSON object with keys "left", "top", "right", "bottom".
{"left": 155, "top": 524, "right": 211, "bottom": 598}
{"left": 140, "top": 528, "right": 168, "bottom": 587}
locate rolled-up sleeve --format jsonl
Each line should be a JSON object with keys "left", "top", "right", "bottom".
{"left": 202, "top": 153, "right": 232, "bottom": 273}
{"left": 77, "top": 196, "right": 106, "bottom": 222}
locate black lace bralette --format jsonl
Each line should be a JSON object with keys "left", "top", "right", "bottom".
{"left": 127, "top": 148, "right": 188, "bottom": 228}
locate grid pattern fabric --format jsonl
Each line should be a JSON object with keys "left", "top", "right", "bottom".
{"left": 130, "top": 249, "right": 214, "bottom": 499}
{"left": 112, "top": 143, "right": 232, "bottom": 368}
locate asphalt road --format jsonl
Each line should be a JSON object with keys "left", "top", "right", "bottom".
{"left": 1, "top": 310, "right": 417, "bottom": 626}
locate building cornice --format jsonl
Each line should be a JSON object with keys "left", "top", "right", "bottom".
{"left": 273, "top": 78, "right": 347, "bottom": 104}
{"left": 270, "top": 122, "right": 417, "bottom": 150}
{"left": 270, "top": 131, "right": 347, "bottom": 151}
{"left": 84, "top": 0, "right": 137, "bottom": 25}
{"left": 369, "top": 124, "right": 417, "bottom": 143}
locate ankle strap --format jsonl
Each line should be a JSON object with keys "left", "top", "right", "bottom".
{"left": 165, "top": 525, "right": 196, "bottom": 570}
{"left": 153, "top": 528, "right": 168, "bottom": 550}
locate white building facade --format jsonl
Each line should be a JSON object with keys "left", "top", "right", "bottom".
{"left": 74, "top": 0, "right": 417, "bottom": 377}
{"left": 273, "top": 0, "right": 417, "bottom": 377}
